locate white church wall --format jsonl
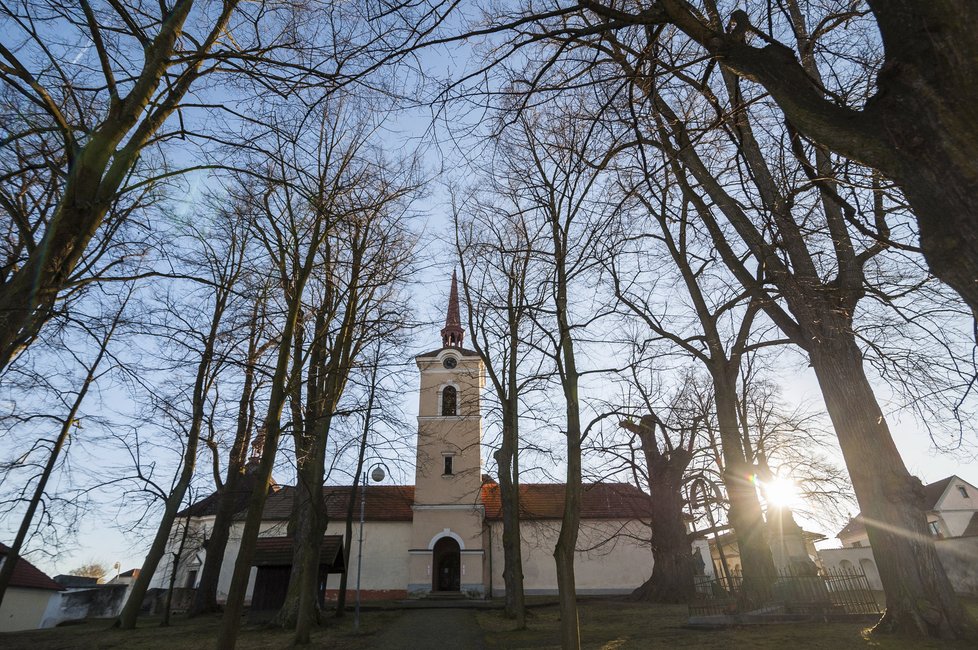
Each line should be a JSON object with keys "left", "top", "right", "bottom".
{"left": 149, "top": 515, "right": 215, "bottom": 591}
{"left": 216, "top": 519, "right": 288, "bottom": 604}
{"left": 487, "top": 519, "right": 654, "bottom": 596}
{"left": 322, "top": 521, "right": 412, "bottom": 597}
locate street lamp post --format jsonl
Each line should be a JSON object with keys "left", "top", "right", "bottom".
{"left": 354, "top": 461, "right": 388, "bottom": 632}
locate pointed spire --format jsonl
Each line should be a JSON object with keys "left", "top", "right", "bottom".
{"left": 440, "top": 270, "right": 464, "bottom": 348}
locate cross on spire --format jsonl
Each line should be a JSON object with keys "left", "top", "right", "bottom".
{"left": 440, "top": 270, "right": 464, "bottom": 348}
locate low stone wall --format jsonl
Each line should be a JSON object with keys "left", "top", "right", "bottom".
{"left": 40, "top": 585, "right": 128, "bottom": 628}
{"left": 935, "top": 537, "right": 978, "bottom": 596}
{"left": 142, "top": 587, "right": 196, "bottom": 615}
{"left": 820, "top": 536, "right": 978, "bottom": 596}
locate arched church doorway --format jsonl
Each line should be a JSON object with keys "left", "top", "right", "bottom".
{"left": 432, "top": 536, "right": 461, "bottom": 592}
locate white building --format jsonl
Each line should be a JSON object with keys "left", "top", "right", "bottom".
{"left": 820, "top": 475, "right": 978, "bottom": 591}
{"left": 151, "top": 275, "right": 671, "bottom": 605}
{"left": 0, "top": 543, "right": 63, "bottom": 632}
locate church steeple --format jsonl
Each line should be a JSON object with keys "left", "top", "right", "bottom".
{"left": 440, "top": 271, "right": 464, "bottom": 348}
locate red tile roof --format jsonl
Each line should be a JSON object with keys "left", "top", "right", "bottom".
{"left": 0, "top": 543, "right": 63, "bottom": 591}
{"left": 481, "top": 482, "right": 653, "bottom": 521}
{"left": 237, "top": 481, "right": 652, "bottom": 523}
{"left": 178, "top": 467, "right": 278, "bottom": 518}
{"left": 249, "top": 485, "right": 416, "bottom": 522}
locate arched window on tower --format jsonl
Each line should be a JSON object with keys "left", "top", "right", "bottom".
{"left": 441, "top": 386, "right": 457, "bottom": 416}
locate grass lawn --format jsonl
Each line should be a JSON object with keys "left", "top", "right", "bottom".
{"left": 0, "top": 610, "right": 402, "bottom": 650}
{"left": 476, "top": 597, "right": 978, "bottom": 649}
{"left": 3, "top": 598, "right": 977, "bottom": 649}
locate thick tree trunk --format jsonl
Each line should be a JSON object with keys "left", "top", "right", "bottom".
{"left": 712, "top": 373, "right": 776, "bottom": 589}
{"left": 705, "top": 2, "right": 978, "bottom": 314}
{"left": 630, "top": 443, "right": 694, "bottom": 602}
{"left": 810, "top": 338, "right": 977, "bottom": 639}
{"left": 274, "top": 457, "right": 326, "bottom": 641}
{"left": 494, "top": 399, "right": 526, "bottom": 627}
{"left": 856, "top": 2, "right": 978, "bottom": 315}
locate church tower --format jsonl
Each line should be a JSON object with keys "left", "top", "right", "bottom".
{"left": 408, "top": 272, "right": 486, "bottom": 597}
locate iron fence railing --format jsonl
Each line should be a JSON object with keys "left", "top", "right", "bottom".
{"left": 689, "top": 566, "right": 881, "bottom": 619}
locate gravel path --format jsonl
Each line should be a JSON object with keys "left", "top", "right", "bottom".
{"left": 372, "top": 608, "right": 486, "bottom": 650}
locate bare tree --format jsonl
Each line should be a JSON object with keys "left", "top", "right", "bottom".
{"left": 0, "top": 0, "right": 440, "bottom": 374}
{"left": 0, "top": 295, "right": 126, "bottom": 607}
{"left": 217, "top": 102, "right": 419, "bottom": 648}
{"left": 440, "top": 0, "right": 978, "bottom": 315}
{"left": 116, "top": 208, "right": 251, "bottom": 629}
{"left": 617, "top": 373, "right": 700, "bottom": 603}
{"left": 488, "top": 103, "right": 622, "bottom": 648}
{"left": 274, "top": 153, "right": 418, "bottom": 644}
{"left": 454, "top": 188, "right": 546, "bottom": 627}
{"left": 188, "top": 284, "right": 274, "bottom": 617}
{"left": 618, "top": 44, "right": 977, "bottom": 639}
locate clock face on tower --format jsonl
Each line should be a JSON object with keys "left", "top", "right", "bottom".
{"left": 442, "top": 356, "right": 457, "bottom": 369}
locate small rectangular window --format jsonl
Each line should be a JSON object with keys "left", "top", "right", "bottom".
{"left": 443, "top": 456, "right": 454, "bottom": 476}
{"left": 958, "top": 486, "right": 969, "bottom": 498}
{"left": 929, "top": 521, "right": 942, "bottom": 537}
{"left": 186, "top": 569, "right": 198, "bottom": 588}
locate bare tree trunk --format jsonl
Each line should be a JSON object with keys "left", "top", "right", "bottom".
{"left": 494, "top": 398, "right": 525, "bottom": 626}
{"left": 711, "top": 372, "right": 775, "bottom": 589}
{"left": 187, "top": 472, "right": 241, "bottom": 616}
{"left": 553, "top": 249, "right": 582, "bottom": 650}
{"left": 161, "top": 517, "right": 192, "bottom": 627}
{"left": 335, "top": 453, "right": 365, "bottom": 617}
{"left": 117, "top": 456, "right": 199, "bottom": 629}
{"left": 276, "top": 461, "right": 326, "bottom": 640}
{"left": 217, "top": 290, "right": 305, "bottom": 649}
{"left": 0, "top": 308, "right": 118, "bottom": 607}
{"left": 336, "top": 355, "right": 379, "bottom": 617}
{"left": 622, "top": 417, "right": 695, "bottom": 603}
{"left": 189, "top": 313, "right": 260, "bottom": 617}
{"left": 117, "top": 280, "right": 233, "bottom": 630}
{"left": 810, "top": 338, "right": 976, "bottom": 639}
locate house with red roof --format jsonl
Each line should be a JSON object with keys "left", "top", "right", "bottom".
{"left": 0, "top": 543, "right": 63, "bottom": 631}
{"left": 149, "top": 275, "right": 675, "bottom": 606}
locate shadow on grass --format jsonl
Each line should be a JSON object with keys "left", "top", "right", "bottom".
{"left": 475, "top": 597, "right": 978, "bottom": 650}
{"left": 0, "top": 610, "right": 401, "bottom": 650}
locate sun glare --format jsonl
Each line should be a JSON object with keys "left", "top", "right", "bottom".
{"left": 764, "top": 476, "right": 801, "bottom": 509}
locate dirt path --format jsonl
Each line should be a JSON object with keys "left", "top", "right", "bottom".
{"left": 372, "top": 609, "right": 486, "bottom": 649}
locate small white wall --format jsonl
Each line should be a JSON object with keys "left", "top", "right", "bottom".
{"left": 322, "top": 521, "right": 412, "bottom": 592}
{"left": 935, "top": 537, "right": 978, "bottom": 596}
{"left": 487, "top": 519, "right": 654, "bottom": 596}
{"left": 0, "top": 587, "right": 55, "bottom": 632}
{"left": 819, "top": 547, "right": 883, "bottom": 590}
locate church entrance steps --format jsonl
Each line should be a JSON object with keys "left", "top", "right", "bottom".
{"left": 422, "top": 592, "right": 467, "bottom": 601}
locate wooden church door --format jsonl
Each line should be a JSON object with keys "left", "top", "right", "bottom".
{"left": 433, "top": 536, "right": 461, "bottom": 592}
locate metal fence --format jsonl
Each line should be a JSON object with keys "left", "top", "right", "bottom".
{"left": 689, "top": 567, "right": 881, "bottom": 619}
